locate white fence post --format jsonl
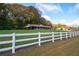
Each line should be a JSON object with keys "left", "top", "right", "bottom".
{"left": 12, "top": 33, "right": 16, "bottom": 54}
{"left": 66, "top": 32, "right": 68, "bottom": 39}
{"left": 74, "top": 32, "right": 75, "bottom": 37}
{"left": 52, "top": 32, "right": 54, "bottom": 42}
{"left": 38, "top": 32, "right": 41, "bottom": 46}
{"left": 76, "top": 32, "right": 77, "bottom": 36}
{"left": 75, "top": 32, "right": 76, "bottom": 36}
{"left": 77, "top": 31, "right": 78, "bottom": 36}
{"left": 73, "top": 32, "right": 74, "bottom": 37}
{"left": 75, "top": 32, "right": 76, "bottom": 37}
{"left": 60, "top": 32, "right": 62, "bottom": 40}
{"left": 69, "top": 32, "right": 71, "bottom": 38}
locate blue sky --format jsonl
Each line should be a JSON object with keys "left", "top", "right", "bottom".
{"left": 20, "top": 3, "right": 79, "bottom": 26}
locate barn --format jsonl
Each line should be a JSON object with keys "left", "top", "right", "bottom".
{"left": 25, "top": 24, "right": 51, "bottom": 29}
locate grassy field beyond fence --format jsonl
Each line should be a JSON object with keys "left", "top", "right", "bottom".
{"left": 0, "top": 29, "right": 66, "bottom": 34}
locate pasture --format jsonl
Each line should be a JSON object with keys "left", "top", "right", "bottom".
{"left": 0, "top": 29, "right": 66, "bottom": 34}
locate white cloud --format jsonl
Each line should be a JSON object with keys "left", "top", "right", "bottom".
{"left": 41, "top": 16, "right": 79, "bottom": 26}
{"left": 75, "top": 4, "right": 79, "bottom": 11}
{"left": 57, "top": 19, "right": 79, "bottom": 26}
{"left": 41, "top": 15, "right": 53, "bottom": 24}
{"left": 35, "top": 3, "right": 79, "bottom": 26}
{"left": 41, "top": 15, "right": 64, "bottom": 25}
{"left": 72, "top": 20, "right": 79, "bottom": 25}
{"left": 35, "top": 4, "right": 45, "bottom": 14}
{"left": 59, "top": 19, "right": 72, "bottom": 25}
{"left": 35, "top": 3, "right": 63, "bottom": 14}
{"left": 40, "top": 4, "right": 58, "bottom": 11}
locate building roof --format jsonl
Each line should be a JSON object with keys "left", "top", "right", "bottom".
{"left": 25, "top": 24, "right": 51, "bottom": 28}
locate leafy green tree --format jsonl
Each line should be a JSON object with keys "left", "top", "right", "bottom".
{"left": 0, "top": 3, "right": 52, "bottom": 29}
{"left": 0, "top": 3, "right": 14, "bottom": 29}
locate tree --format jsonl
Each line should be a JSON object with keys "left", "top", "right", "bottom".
{"left": 7, "top": 4, "right": 41, "bottom": 28}
{"left": 0, "top": 3, "right": 52, "bottom": 29}
{"left": 0, "top": 3, "right": 14, "bottom": 29}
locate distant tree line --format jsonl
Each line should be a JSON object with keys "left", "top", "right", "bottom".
{"left": 0, "top": 3, "right": 52, "bottom": 30}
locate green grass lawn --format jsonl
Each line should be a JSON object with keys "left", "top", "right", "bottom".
{"left": 0, "top": 29, "right": 66, "bottom": 34}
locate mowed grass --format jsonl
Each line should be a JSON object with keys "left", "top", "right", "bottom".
{"left": 1, "top": 36, "right": 79, "bottom": 56}
{"left": 0, "top": 29, "right": 66, "bottom": 34}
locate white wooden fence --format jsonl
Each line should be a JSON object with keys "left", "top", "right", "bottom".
{"left": 0, "top": 31, "right": 79, "bottom": 54}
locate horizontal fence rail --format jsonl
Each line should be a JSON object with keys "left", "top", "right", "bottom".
{"left": 0, "top": 31, "right": 79, "bottom": 54}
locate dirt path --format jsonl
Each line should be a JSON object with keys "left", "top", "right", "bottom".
{"left": 1, "top": 37, "right": 79, "bottom": 56}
